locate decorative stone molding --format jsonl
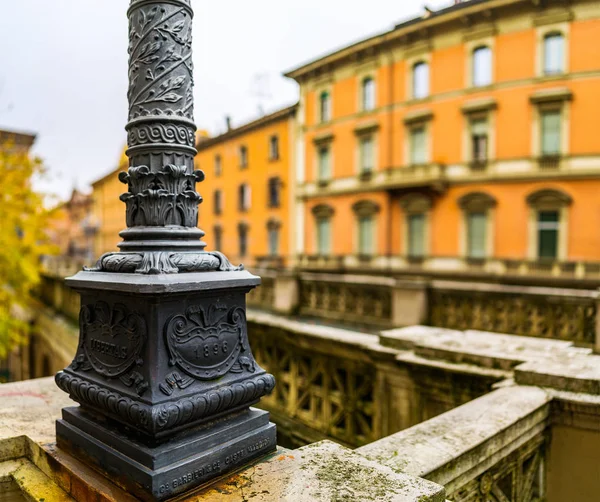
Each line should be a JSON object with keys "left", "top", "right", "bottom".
{"left": 458, "top": 191, "right": 497, "bottom": 211}
{"left": 400, "top": 194, "right": 433, "bottom": 213}
{"left": 526, "top": 188, "right": 572, "bottom": 209}
{"left": 404, "top": 109, "right": 434, "bottom": 125}
{"left": 529, "top": 87, "right": 573, "bottom": 105}
{"left": 311, "top": 204, "right": 335, "bottom": 219}
{"left": 461, "top": 97, "right": 498, "bottom": 115}
{"left": 352, "top": 200, "right": 381, "bottom": 217}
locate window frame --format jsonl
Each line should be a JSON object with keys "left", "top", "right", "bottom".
{"left": 238, "top": 183, "right": 251, "bottom": 212}
{"left": 269, "top": 135, "right": 279, "bottom": 161}
{"left": 239, "top": 145, "right": 248, "bottom": 169}
{"left": 319, "top": 90, "right": 332, "bottom": 123}
{"left": 472, "top": 45, "right": 493, "bottom": 88}
{"left": 312, "top": 204, "right": 335, "bottom": 256}
{"left": 267, "top": 177, "right": 281, "bottom": 208}
{"left": 412, "top": 61, "right": 430, "bottom": 100}
{"left": 400, "top": 194, "right": 432, "bottom": 259}
{"left": 536, "top": 23, "right": 569, "bottom": 78}
{"left": 213, "top": 189, "right": 223, "bottom": 215}
{"left": 361, "top": 76, "right": 376, "bottom": 111}
{"left": 237, "top": 223, "right": 249, "bottom": 258}
{"left": 458, "top": 192, "right": 497, "bottom": 260}
{"left": 214, "top": 154, "right": 222, "bottom": 177}
{"left": 352, "top": 200, "right": 380, "bottom": 256}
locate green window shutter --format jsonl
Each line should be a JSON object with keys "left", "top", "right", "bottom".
{"left": 467, "top": 212, "right": 487, "bottom": 258}
{"left": 268, "top": 228, "right": 279, "bottom": 256}
{"left": 541, "top": 110, "right": 561, "bottom": 155}
{"left": 408, "top": 214, "right": 425, "bottom": 257}
{"left": 358, "top": 216, "right": 374, "bottom": 255}
{"left": 317, "top": 218, "right": 331, "bottom": 255}
{"left": 537, "top": 210, "right": 559, "bottom": 259}
{"left": 318, "top": 146, "right": 331, "bottom": 180}
{"left": 410, "top": 128, "right": 426, "bottom": 164}
{"left": 360, "top": 137, "right": 374, "bottom": 172}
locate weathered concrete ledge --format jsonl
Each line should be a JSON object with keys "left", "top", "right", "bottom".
{"left": 356, "top": 385, "right": 551, "bottom": 495}
{"left": 0, "top": 378, "right": 445, "bottom": 501}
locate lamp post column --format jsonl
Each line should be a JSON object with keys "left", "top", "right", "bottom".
{"left": 55, "top": 2, "right": 276, "bottom": 500}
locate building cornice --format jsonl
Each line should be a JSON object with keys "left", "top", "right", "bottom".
{"left": 196, "top": 104, "right": 298, "bottom": 151}
{"left": 284, "top": 0, "right": 525, "bottom": 82}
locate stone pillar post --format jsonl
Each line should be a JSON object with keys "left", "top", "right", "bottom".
{"left": 54, "top": 2, "right": 276, "bottom": 500}
{"left": 273, "top": 272, "right": 300, "bottom": 314}
{"left": 391, "top": 278, "right": 429, "bottom": 327}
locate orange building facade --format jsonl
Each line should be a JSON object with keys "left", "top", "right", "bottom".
{"left": 91, "top": 150, "right": 128, "bottom": 257}
{"left": 286, "top": 0, "right": 600, "bottom": 274}
{"left": 195, "top": 106, "right": 297, "bottom": 267}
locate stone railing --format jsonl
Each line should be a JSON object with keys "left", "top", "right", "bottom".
{"left": 429, "top": 280, "right": 597, "bottom": 346}
{"left": 357, "top": 385, "right": 551, "bottom": 501}
{"left": 247, "top": 312, "right": 503, "bottom": 449}
{"left": 295, "top": 254, "right": 600, "bottom": 283}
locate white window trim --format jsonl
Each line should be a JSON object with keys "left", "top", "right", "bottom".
{"left": 315, "top": 217, "right": 332, "bottom": 256}
{"left": 462, "top": 110, "right": 496, "bottom": 163}
{"left": 459, "top": 208, "right": 495, "bottom": 259}
{"left": 355, "top": 133, "right": 378, "bottom": 174}
{"left": 354, "top": 214, "right": 378, "bottom": 256}
{"left": 402, "top": 211, "right": 430, "bottom": 257}
{"left": 404, "top": 122, "right": 432, "bottom": 166}
{"left": 527, "top": 207, "right": 569, "bottom": 261}
{"left": 465, "top": 36, "right": 495, "bottom": 89}
{"left": 536, "top": 23, "right": 570, "bottom": 78}
{"left": 316, "top": 86, "right": 333, "bottom": 124}
{"left": 531, "top": 102, "right": 570, "bottom": 157}
{"left": 315, "top": 141, "right": 334, "bottom": 181}
{"left": 357, "top": 72, "right": 377, "bottom": 112}
{"left": 406, "top": 53, "right": 432, "bottom": 101}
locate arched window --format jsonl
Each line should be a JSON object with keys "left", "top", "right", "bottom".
{"left": 362, "top": 77, "right": 375, "bottom": 111}
{"left": 412, "top": 62, "right": 429, "bottom": 99}
{"left": 472, "top": 46, "right": 492, "bottom": 87}
{"left": 544, "top": 33, "right": 564, "bottom": 75}
{"left": 319, "top": 91, "right": 331, "bottom": 122}
{"left": 400, "top": 195, "right": 432, "bottom": 259}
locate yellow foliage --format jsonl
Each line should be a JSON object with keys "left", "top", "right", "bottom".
{"left": 0, "top": 143, "right": 55, "bottom": 358}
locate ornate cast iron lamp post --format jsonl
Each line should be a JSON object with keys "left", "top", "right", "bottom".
{"left": 55, "top": 1, "right": 276, "bottom": 500}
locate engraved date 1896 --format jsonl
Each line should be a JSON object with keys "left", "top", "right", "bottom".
{"left": 194, "top": 341, "right": 229, "bottom": 360}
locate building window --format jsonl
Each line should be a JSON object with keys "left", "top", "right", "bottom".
{"left": 213, "top": 225, "right": 222, "bottom": 251}
{"left": 239, "top": 145, "right": 248, "bottom": 168}
{"left": 537, "top": 210, "right": 559, "bottom": 259}
{"left": 316, "top": 218, "right": 331, "bottom": 255}
{"left": 238, "top": 223, "right": 248, "bottom": 258}
{"left": 269, "top": 135, "right": 279, "bottom": 161}
{"left": 407, "top": 213, "right": 425, "bottom": 258}
{"left": 410, "top": 126, "right": 427, "bottom": 165}
{"left": 317, "top": 145, "right": 331, "bottom": 181}
{"left": 358, "top": 216, "right": 374, "bottom": 256}
{"left": 472, "top": 46, "right": 492, "bottom": 87}
{"left": 526, "top": 189, "right": 571, "bottom": 261}
{"left": 540, "top": 109, "right": 561, "bottom": 156}
{"left": 215, "top": 155, "right": 222, "bottom": 176}
{"left": 238, "top": 183, "right": 251, "bottom": 212}
{"left": 362, "top": 77, "right": 375, "bottom": 111}
{"left": 352, "top": 200, "right": 380, "bottom": 256}
{"left": 213, "top": 189, "right": 223, "bottom": 215}
{"left": 470, "top": 117, "right": 489, "bottom": 162}
{"left": 412, "top": 62, "right": 429, "bottom": 99}
{"left": 320, "top": 91, "right": 331, "bottom": 123}
{"left": 267, "top": 220, "right": 281, "bottom": 257}
{"left": 458, "top": 192, "right": 497, "bottom": 260}
{"left": 312, "top": 204, "right": 335, "bottom": 256}
{"left": 268, "top": 177, "right": 281, "bottom": 208}
{"left": 467, "top": 212, "right": 487, "bottom": 259}
{"left": 544, "top": 33, "right": 564, "bottom": 75}
{"left": 359, "top": 135, "right": 374, "bottom": 173}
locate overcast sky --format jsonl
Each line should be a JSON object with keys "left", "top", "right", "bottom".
{"left": 0, "top": 0, "right": 448, "bottom": 201}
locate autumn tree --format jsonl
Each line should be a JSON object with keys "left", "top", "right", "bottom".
{"left": 0, "top": 141, "right": 55, "bottom": 359}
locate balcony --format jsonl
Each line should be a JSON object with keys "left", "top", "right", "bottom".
{"left": 538, "top": 154, "right": 561, "bottom": 170}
